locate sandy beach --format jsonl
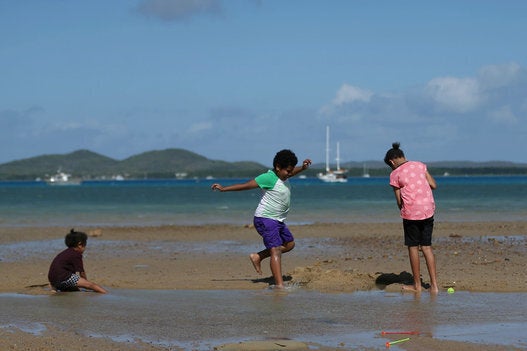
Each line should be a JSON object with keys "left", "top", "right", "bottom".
{"left": 1, "top": 221, "right": 526, "bottom": 350}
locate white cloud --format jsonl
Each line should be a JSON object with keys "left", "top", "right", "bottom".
{"left": 319, "top": 84, "right": 373, "bottom": 117}
{"left": 478, "top": 62, "right": 521, "bottom": 89}
{"left": 425, "top": 76, "right": 481, "bottom": 113}
{"left": 332, "top": 84, "right": 373, "bottom": 105}
{"left": 313, "top": 62, "right": 527, "bottom": 162}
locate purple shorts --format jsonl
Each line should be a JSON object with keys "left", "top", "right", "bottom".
{"left": 253, "top": 217, "right": 294, "bottom": 249}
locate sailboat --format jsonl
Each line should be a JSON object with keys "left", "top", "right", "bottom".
{"left": 362, "top": 163, "right": 371, "bottom": 178}
{"left": 317, "top": 126, "right": 348, "bottom": 183}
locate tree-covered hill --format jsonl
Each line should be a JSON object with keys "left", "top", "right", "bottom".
{"left": 0, "top": 149, "right": 267, "bottom": 180}
{"left": 0, "top": 150, "right": 117, "bottom": 180}
{"left": 113, "top": 149, "right": 266, "bottom": 179}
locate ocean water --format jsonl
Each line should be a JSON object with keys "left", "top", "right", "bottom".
{"left": 1, "top": 175, "right": 527, "bottom": 227}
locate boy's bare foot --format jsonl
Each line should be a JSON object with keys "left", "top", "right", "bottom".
{"left": 249, "top": 253, "right": 262, "bottom": 274}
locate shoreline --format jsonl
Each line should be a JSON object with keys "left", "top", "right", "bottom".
{"left": 1, "top": 221, "right": 526, "bottom": 294}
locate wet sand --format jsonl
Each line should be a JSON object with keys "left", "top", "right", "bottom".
{"left": 1, "top": 221, "right": 526, "bottom": 350}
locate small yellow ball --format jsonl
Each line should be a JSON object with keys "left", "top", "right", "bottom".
{"left": 447, "top": 287, "right": 455, "bottom": 294}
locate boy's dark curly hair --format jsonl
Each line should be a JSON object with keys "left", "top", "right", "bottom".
{"left": 273, "top": 149, "right": 298, "bottom": 169}
{"left": 65, "top": 228, "right": 88, "bottom": 248}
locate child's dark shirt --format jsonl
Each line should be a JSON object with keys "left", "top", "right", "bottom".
{"left": 48, "top": 247, "right": 84, "bottom": 285}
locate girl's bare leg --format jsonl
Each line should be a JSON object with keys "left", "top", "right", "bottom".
{"left": 421, "top": 245, "right": 439, "bottom": 294}
{"left": 402, "top": 246, "right": 422, "bottom": 293}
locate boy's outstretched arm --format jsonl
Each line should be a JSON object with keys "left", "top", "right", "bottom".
{"left": 211, "top": 179, "right": 259, "bottom": 192}
{"left": 291, "top": 159, "right": 312, "bottom": 177}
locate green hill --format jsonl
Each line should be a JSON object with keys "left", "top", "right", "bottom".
{"left": 0, "top": 149, "right": 267, "bottom": 180}
{"left": 0, "top": 150, "right": 118, "bottom": 180}
{"left": 114, "top": 149, "right": 266, "bottom": 179}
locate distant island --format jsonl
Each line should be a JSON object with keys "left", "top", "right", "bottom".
{"left": 0, "top": 149, "right": 526, "bottom": 181}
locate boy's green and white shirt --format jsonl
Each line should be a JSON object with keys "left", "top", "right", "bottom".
{"left": 253, "top": 170, "right": 291, "bottom": 222}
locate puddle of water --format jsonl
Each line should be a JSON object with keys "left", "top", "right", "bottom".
{"left": 0, "top": 237, "right": 337, "bottom": 262}
{"left": 436, "top": 322, "right": 525, "bottom": 347}
{"left": 436, "top": 234, "right": 526, "bottom": 245}
{"left": 1, "top": 289, "right": 525, "bottom": 350}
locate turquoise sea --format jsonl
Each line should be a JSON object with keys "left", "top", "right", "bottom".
{"left": 1, "top": 175, "right": 526, "bottom": 227}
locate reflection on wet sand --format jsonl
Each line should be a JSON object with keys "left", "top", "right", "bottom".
{"left": 1, "top": 289, "right": 525, "bottom": 350}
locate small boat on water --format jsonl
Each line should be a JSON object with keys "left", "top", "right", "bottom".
{"left": 317, "top": 126, "right": 348, "bottom": 183}
{"left": 46, "top": 169, "right": 81, "bottom": 185}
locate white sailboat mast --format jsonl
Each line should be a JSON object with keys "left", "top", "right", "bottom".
{"left": 325, "top": 126, "right": 330, "bottom": 172}
{"left": 336, "top": 141, "right": 341, "bottom": 171}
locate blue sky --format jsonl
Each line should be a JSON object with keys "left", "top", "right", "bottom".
{"left": 2, "top": 0, "right": 527, "bottom": 165}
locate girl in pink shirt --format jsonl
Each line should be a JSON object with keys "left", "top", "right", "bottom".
{"left": 384, "top": 142, "right": 439, "bottom": 294}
